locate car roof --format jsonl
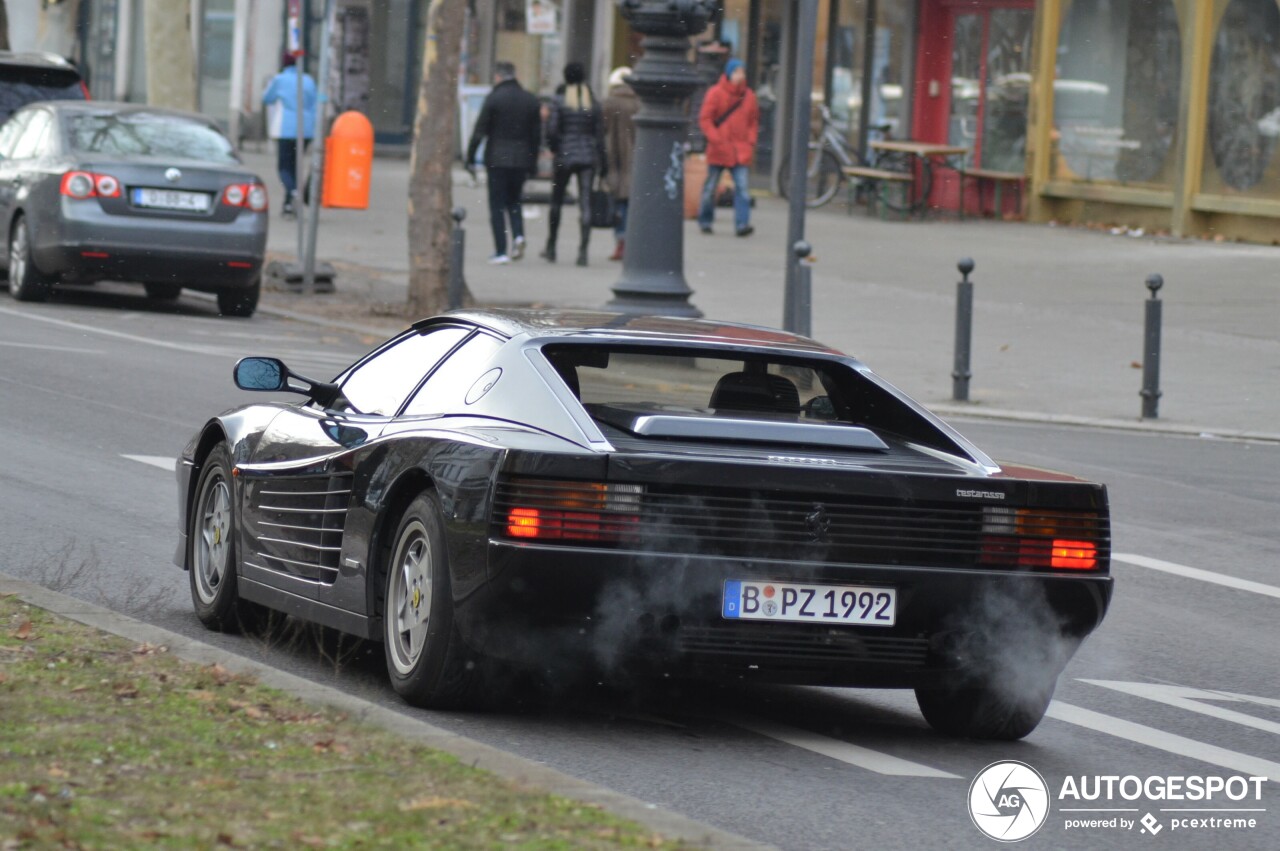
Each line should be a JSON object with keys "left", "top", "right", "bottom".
{"left": 424, "top": 309, "right": 845, "bottom": 356}
{"left": 29, "top": 100, "right": 218, "bottom": 125}
{"left": 0, "top": 51, "right": 82, "bottom": 73}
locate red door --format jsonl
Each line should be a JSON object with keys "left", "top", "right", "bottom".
{"left": 913, "top": 0, "right": 1034, "bottom": 214}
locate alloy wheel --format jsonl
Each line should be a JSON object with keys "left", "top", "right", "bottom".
{"left": 387, "top": 520, "right": 432, "bottom": 675}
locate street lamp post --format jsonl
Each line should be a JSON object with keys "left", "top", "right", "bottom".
{"left": 606, "top": 0, "right": 715, "bottom": 317}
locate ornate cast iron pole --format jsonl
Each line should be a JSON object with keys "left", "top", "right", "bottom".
{"left": 606, "top": 0, "right": 715, "bottom": 317}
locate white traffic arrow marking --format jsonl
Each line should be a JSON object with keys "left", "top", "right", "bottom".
{"left": 122, "top": 455, "right": 177, "bottom": 471}
{"left": 1081, "top": 680, "right": 1280, "bottom": 738}
{"left": 1047, "top": 701, "right": 1280, "bottom": 783}
{"left": 732, "top": 716, "right": 960, "bottom": 778}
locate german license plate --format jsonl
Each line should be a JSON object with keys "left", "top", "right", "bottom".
{"left": 722, "top": 580, "right": 896, "bottom": 626}
{"left": 132, "top": 188, "right": 211, "bottom": 212}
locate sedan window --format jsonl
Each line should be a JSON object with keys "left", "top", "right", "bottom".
{"left": 0, "top": 112, "right": 30, "bottom": 158}
{"left": 64, "top": 112, "right": 238, "bottom": 163}
{"left": 9, "top": 110, "right": 52, "bottom": 160}
{"left": 339, "top": 327, "right": 469, "bottom": 416}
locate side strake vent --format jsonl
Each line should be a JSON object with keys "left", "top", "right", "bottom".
{"left": 493, "top": 477, "right": 1109, "bottom": 571}
{"left": 248, "top": 471, "right": 351, "bottom": 584}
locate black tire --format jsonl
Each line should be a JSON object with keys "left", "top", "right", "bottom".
{"left": 777, "top": 144, "right": 843, "bottom": 208}
{"left": 188, "top": 442, "right": 268, "bottom": 633}
{"left": 381, "top": 491, "right": 484, "bottom": 709}
{"left": 915, "top": 676, "right": 1056, "bottom": 741}
{"left": 217, "top": 275, "right": 260, "bottom": 318}
{"left": 8, "top": 216, "right": 53, "bottom": 302}
{"left": 145, "top": 282, "right": 182, "bottom": 301}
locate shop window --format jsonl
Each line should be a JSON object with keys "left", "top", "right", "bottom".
{"left": 1052, "top": 0, "right": 1181, "bottom": 185}
{"left": 1206, "top": 0, "right": 1280, "bottom": 192}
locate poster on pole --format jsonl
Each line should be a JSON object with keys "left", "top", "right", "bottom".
{"left": 287, "top": 0, "right": 304, "bottom": 57}
{"left": 527, "top": 1, "right": 557, "bottom": 35}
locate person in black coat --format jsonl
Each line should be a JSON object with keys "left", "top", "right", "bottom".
{"left": 466, "top": 61, "right": 542, "bottom": 263}
{"left": 544, "top": 62, "right": 606, "bottom": 266}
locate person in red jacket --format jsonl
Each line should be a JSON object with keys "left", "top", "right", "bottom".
{"left": 697, "top": 58, "right": 759, "bottom": 237}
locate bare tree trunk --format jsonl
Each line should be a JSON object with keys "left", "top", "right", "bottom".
{"left": 143, "top": 0, "right": 197, "bottom": 110}
{"left": 0, "top": 2, "right": 10, "bottom": 52}
{"left": 407, "top": 0, "right": 470, "bottom": 314}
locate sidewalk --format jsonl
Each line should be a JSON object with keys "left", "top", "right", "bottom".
{"left": 241, "top": 149, "right": 1280, "bottom": 442}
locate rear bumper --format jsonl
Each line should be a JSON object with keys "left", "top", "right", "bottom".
{"left": 463, "top": 541, "right": 1113, "bottom": 688}
{"left": 33, "top": 199, "right": 267, "bottom": 289}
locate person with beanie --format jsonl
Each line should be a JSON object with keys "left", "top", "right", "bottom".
{"left": 697, "top": 57, "right": 759, "bottom": 237}
{"left": 603, "top": 66, "right": 637, "bottom": 261}
{"left": 544, "top": 61, "right": 606, "bottom": 266}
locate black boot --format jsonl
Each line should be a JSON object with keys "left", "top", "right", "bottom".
{"left": 576, "top": 225, "right": 590, "bottom": 267}
{"left": 541, "top": 240, "right": 556, "bottom": 263}
{"left": 542, "top": 207, "right": 560, "bottom": 262}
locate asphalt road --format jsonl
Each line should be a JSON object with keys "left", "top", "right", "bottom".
{"left": 2, "top": 290, "right": 1276, "bottom": 850}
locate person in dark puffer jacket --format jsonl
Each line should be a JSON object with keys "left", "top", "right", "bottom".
{"left": 544, "top": 62, "right": 606, "bottom": 266}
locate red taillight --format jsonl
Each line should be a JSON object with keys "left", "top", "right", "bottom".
{"left": 502, "top": 480, "right": 643, "bottom": 544}
{"left": 222, "top": 183, "right": 268, "bottom": 212}
{"left": 980, "top": 507, "right": 1103, "bottom": 570}
{"left": 79, "top": 81, "right": 91, "bottom": 100}
{"left": 61, "top": 170, "right": 120, "bottom": 199}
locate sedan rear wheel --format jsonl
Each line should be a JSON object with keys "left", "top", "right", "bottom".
{"left": 8, "top": 217, "right": 52, "bottom": 302}
{"left": 189, "top": 442, "right": 267, "bottom": 633}
{"left": 217, "top": 275, "right": 260, "bottom": 318}
{"left": 383, "top": 491, "right": 484, "bottom": 708}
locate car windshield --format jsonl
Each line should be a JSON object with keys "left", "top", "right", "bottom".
{"left": 0, "top": 66, "right": 84, "bottom": 122}
{"left": 64, "top": 112, "right": 237, "bottom": 163}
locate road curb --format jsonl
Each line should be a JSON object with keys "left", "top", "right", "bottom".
{"left": 0, "top": 574, "right": 774, "bottom": 851}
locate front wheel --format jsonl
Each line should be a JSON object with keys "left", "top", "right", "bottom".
{"left": 217, "top": 275, "right": 260, "bottom": 318}
{"left": 8, "top": 217, "right": 53, "bottom": 302}
{"left": 382, "top": 492, "right": 484, "bottom": 709}
{"left": 189, "top": 442, "right": 267, "bottom": 633}
{"left": 777, "top": 144, "right": 843, "bottom": 208}
{"left": 915, "top": 676, "right": 1057, "bottom": 740}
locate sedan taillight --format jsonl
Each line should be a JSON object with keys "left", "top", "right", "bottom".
{"left": 502, "top": 480, "right": 644, "bottom": 544}
{"left": 61, "top": 170, "right": 121, "bottom": 199}
{"left": 222, "top": 183, "right": 269, "bottom": 212}
{"left": 979, "top": 507, "right": 1104, "bottom": 570}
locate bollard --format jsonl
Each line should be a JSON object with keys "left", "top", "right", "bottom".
{"left": 952, "top": 257, "right": 975, "bottom": 401}
{"left": 448, "top": 206, "right": 467, "bottom": 311}
{"left": 1140, "top": 273, "right": 1163, "bottom": 419}
{"left": 793, "top": 240, "right": 813, "bottom": 338}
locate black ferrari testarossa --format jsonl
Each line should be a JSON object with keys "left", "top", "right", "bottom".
{"left": 176, "top": 309, "right": 1111, "bottom": 739}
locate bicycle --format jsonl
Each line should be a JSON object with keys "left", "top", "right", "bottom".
{"left": 777, "top": 105, "right": 928, "bottom": 215}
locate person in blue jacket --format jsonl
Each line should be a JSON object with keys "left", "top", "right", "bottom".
{"left": 262, "top": 54, "right": 318, "bottom": 216}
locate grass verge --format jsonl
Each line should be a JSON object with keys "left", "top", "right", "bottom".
{"left": 0, "top": 595, "right": 688, "bottom": 850}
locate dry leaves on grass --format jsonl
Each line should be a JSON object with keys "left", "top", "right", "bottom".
{"left": 398, "top": 795, "right": 477, "bottom": 812}
{"left": 10, "top": 619, "right": 33, "bottom": 640}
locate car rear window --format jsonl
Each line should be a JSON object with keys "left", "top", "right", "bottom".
{"left": 0, "top": 66, "right": 84, "bottom": 122}
{"left": 64, "top": 112, "right": 237, "bottom": 163}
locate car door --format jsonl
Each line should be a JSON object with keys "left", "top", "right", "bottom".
{"left": 236, "top": 325, "right": 473, "bottom": 604}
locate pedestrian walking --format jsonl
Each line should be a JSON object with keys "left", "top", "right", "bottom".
{"left": 261, "top": 54, "right": 317, "bottom": 217}
{"left": 465, "top": 61, "right": 542, "bottom": 265}
{"left": 602, "top": 66, "right": 637, "bottom": 262}
{"left": 697, "top": 58, "right": 759, "bottom": 237}
{"left": 544, "top": 62, "right": 606, "bottom": 266}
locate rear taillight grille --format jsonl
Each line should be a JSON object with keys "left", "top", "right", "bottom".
{"left": 493, "top": 479, "right": 1109, "bottom": 570}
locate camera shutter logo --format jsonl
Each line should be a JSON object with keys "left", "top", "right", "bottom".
{"left": 968, "top": 760, "right": 1050, "bottom": 842}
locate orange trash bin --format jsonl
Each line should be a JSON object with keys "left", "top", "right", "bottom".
{"left": 322, "top": 111, "right": 374, "bottom": 209}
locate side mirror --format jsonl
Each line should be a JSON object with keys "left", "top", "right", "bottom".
{"left": 233, "top": 356, "right": 345, "bottom": 408}
{"left": 234, "top": 357, "right": 287, "bottom": 391}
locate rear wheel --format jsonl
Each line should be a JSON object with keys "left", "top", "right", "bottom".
{"left": 8, "top": 217, "right": 52, "bottom": 302}
{"left": 915, "top": 675, "right": 1056, "bottom": 740}
{"left": 217, "top": 275, "right": 260, "bottom": 318}
{"left": 189, "top": 442, "right": 268, "bottom": 633}
{"left": 382, "top": 491, "right": 484, "bottom": 709}
{"left": 777, "top": 144, "right": 843, "bottom": 208}
{"left": 145, "top": 283, "right": 182, "bottom": 301}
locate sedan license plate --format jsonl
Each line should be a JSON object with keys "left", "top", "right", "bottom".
{"left": 132, "top": 188, "right": 211, "bottom": 212}
{"left": 722, "top": 580, "right": 896, "bottom": 626}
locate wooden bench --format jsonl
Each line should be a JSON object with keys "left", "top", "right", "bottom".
{"left": 958, "top": 168, "right": 1024, "bottom": 219}
{"left": 841, "top": 166, "right": 914, "bottom": 219}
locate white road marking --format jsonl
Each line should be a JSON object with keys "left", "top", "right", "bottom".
{"left": 732, "top": 717, "right": 960, "bottom": 778}
{"left": 1082, "top": 681, "right": 1280, "bottom": 737}
{"left": 1047, "top": 701, "right": 1280, "bottom": 783}
{"left": 0, "top": 341, "right": 105, "bottom": 354}
{"left": 122, "top": 454, "right": 177, "bottom": 471}
{"left": 1113, "top": 553, "right": 1280, "bottom": 600}
{"left": 0, "top": 306, "right": 225, "bottom": 355}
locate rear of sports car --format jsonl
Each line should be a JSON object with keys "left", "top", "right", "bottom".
{"left": 477, "top": 339, "right": 1112, "bottom": 738}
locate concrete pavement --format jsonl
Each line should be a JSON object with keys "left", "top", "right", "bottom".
{"left": 239, "top": 148, "right": 1280, "bottom": 442}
